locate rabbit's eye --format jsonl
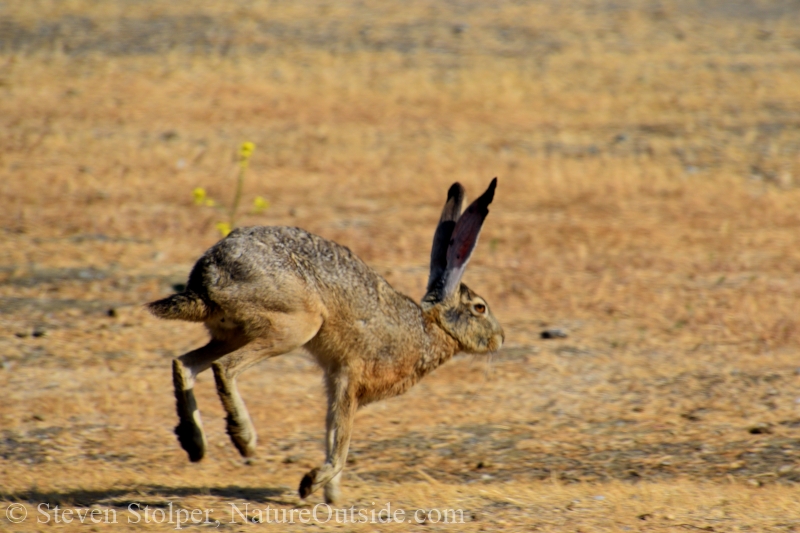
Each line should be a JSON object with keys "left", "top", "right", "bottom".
{"left": 474, "top": 303, "right": 486, "bottom": 314}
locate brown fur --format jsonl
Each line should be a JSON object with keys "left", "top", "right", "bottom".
{"left": 147, "top": 180, "right": 503, "bottom": 503}
{"left": 148, "top": 292, "right": 211, "bottom": 322}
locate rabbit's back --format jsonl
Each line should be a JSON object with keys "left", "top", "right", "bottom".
{"left": 186, "top": 227, "right": 425, "bottom": 351}
{"left": 193, "top": 226, "right": 379, "bottom": 298}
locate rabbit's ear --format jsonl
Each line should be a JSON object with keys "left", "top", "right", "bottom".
{"left": 426, "top": 182, "right": 466, "bottom": 295}
{"left": 440, "top": 178, "right": 497, "bottom": 298}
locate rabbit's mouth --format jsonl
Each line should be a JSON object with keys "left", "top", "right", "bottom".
{"left": 488, "top": 332, "right": 505, "bottom": 352}
{"left": 474, "top": 331, "right": 504, "bottom": 354}
{"left": 455, "top": 330, "right": 504, "bottom": 354}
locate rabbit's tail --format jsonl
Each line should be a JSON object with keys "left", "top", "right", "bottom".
{"left": 147, "top": 292, "right": 210, "bottom": 322}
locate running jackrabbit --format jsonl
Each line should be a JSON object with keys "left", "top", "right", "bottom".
{"left": 147, "top": 178, "right": 503, "bottom": 503}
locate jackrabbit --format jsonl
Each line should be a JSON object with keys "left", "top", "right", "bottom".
{"left": 147, "top": 178, "right": 503, "bottom": 503}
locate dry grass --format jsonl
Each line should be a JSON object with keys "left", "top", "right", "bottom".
{"left": 2, "top": 0, "right": 800, "bottom": 530}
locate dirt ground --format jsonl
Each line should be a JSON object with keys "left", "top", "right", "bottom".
{"left": 2, "top": 0, "right": 800, "bottom": 531}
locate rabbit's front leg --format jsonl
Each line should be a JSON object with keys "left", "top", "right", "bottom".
{"left": 299, "top": 369, "right": 358, "bottom": 503}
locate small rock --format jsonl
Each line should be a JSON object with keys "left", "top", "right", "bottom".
{"left": 541, "top": 328, "right": 568, "bottom": 340}
{"left": 15, "top": 331, "right": 29, "bottom": 338}
{"left": 283, "top": 455, "right": 298, "bottom": 464}
{"left": 32, "top": 328, "right": 47, "bottom": 338}
{"left": 32, "top": 414, "right": 45, "bottom": 422}
{"left": 107, "top": 308, "right": 118, "bottom": 318}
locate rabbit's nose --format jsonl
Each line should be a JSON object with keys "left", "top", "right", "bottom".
{"left": 493, "top": 331, "right": 505, "bottom": 350}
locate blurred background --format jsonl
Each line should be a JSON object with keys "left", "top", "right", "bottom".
{"left": 2, "top": 1, "right": 800, "bottom": 530}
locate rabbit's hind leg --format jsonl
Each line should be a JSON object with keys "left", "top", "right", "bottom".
{"left": 212, "top": 353, "right": 263, "bottom": 458}
{"left": 173, "top": 338, "right": 248, "bottom": 462}
{"left": 211, "top": 309, "right": 324, "bottom": 458}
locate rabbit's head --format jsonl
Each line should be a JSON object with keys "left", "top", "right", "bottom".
{"left": 422, "top": 179, "right": 504, "bottom": 354}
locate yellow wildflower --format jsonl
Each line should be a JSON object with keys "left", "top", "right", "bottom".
{"left": 192, "top": 187, "right": 207, "bottom": 205}
{"left": 253, "top": 196, "right": 269, "bottom": 213}
{"left": 239, "top": 141, "right": 255, "bottom": 160}
{"left": 215, "top": 221, "right": 232, "bottom": 237}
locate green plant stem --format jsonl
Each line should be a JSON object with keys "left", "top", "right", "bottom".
{"left": 229, "top": 166, "right": 245, "bottom": 227}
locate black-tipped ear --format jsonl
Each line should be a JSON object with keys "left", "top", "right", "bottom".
{"left": 423, "top": 178, "right": 497, "bottom": 303}
{"left": 441, "top": 177, "right": 497, "bottom": 298}
{"left": 426, "top": 182, "right": 466, "bottom": 294}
